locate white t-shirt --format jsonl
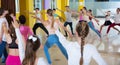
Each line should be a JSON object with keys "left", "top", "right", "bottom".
{"left": 114, "top": 14, "right": 120, "bottom": 23}
{"left": 105, "top": 16, "right": 111, "bottom": 21}
{"left": 15, "top": 29, "right": 48, "bottom": 65}
{"left": 0, "top": 17, "right": 8, "bottom": 41}
{"left": 55, "top": 30, "right": 107, "bottom": 65}
{"left": 64, "top": 11, "right": 72, "bottom": 22}
{"left": 36, "top": 13, "right": 41, "bottom": 23}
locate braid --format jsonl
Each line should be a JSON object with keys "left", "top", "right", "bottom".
{"left": 76, "top": 20, "right": 89, "bottom": 65}
{"left": 80, "top": 37, "right": 85, "bottom": 65}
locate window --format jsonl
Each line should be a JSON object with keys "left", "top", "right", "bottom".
{"left": 15, "top": 0, "right": 20, "bottom": 12}
{"left": 69, "top": 0, "right": 79, "bottom": 11}
{"left": 95, "top": 0, "right": 109, "bottom": 2}
{"left": 50, "top": 0, "right": 57, "bottom": 9}
{"left": 34, "top": 0, "right": 43, "bottom": 10}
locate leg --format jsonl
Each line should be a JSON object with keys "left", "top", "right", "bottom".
{"left": 112, "top": 23, "right": 120, "bottom": 34}
{"left": 0, "top": 41, "right": 6, "bottom": 57}
{"left": 39, "top": 23, "right": 49, "bottom": 35}
{"left": 44, "top": 36, "right": 55, "bottom": 64}
{"left": 2, "top": 46, "right": 8, "bottom": 63}
{"left": 57, "top": 41, "right": 68, "bottom": 60}
{"left": 100, "top": 25, "right": 104, "bottom": 33}
{"left": 88, "top": 22, "right": 101, "bottom": 38}
{"left": 64, "top": 22, "right": 69, "bottom": 36}
{"left": 69, "top": 22, "right": 74, "bottom": 35}
{"left": 106, "top": 23, "right": 115, "bottom": 34}
{"left": 32, "top": 23, "right": 39, "bottom": 35}
{"left": 44, "top": 45, "right": 52, "bottom": 64}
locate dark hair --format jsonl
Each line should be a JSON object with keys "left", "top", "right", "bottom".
{"left": 47, "top": 9, "right": 53, "bottom": 16}
{"left": 5, "top": 15, "right": 17, "bottom": 40}
{"left": 19, "top": 15, "right": 26, "bottom": 24}
{"left": 35, "top": 8, "right": 39, "bottom": 10}
{"left": 88, "top": 9, "right": 92, "bottom": 12}
{"left": 53, "top": 9, "right": 56, "bottom": 11}
{"left": 47, "top": 9, "right": 54, "bottom": 28}
{"left": 76, "top": 20, "right": 89, "bottom": 65}
{"left": 0, "top": 8, "right": 5, "bottom": 16}
{"left": 22, "top": 35, "right": 41, "bottom": 65}
{"left": 108, "top": 11, "right": 111, "bottom": 12}
{"left": 83, "top": 7, "right": 87, "bottom": 11}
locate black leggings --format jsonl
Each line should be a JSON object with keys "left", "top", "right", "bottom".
{"left": 64, "top": 22, "right": 74, "bottom": 36}
{"left": 33, "top": 23, "right": 49, "bottom": 35}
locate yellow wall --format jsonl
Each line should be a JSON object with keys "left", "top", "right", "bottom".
{"left": 79, "top": 0, "right": 84, "bottom": 10}
{"left": 19, "top": 0, "right": 34, "bottom": 28}
{"left": 17, "top": 0, "right": 84, "bottom": 27}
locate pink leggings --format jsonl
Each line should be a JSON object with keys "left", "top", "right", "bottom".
{"left": 6, "top": 55, "right": 21, "bottom": 65}
{"left": 107, "top": 23, "right": 120, "bottom": 34}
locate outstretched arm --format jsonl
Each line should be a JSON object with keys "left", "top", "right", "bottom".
{"left": 57, "top": 19, "right": 72, "bottom": 37}
{"left": 87, "top": 12, "right": 99, "bottom": 25}
{"left": 56, "top": 8, "right": 64, "bottom": 13}
{"left": 12, "top": 20, "right": 25, "bottom": 62}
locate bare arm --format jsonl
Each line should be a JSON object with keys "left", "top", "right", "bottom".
{"left": 2, "top": 22, "right": 12, "bottom": 44}
{"left": 56, "top": 19, "right": 72, "bottom": 37}
{"left": 56, "top": 8, "right": 64, "bottom": 13}
{"left": 87, "top": 12, "right": 99, "bottom": 25}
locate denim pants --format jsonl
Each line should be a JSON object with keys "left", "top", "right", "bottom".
{"left": 44, "top": 34, "right": 68, "bottom": 64}
{"left": 0, "top": 41, "right": 8, "bottom": 62}
{"left": 88, "top": 21, "right": 101, "bottom": 38}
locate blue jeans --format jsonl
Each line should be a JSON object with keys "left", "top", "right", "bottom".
{"left": 88, "top": 21, "right": 101, "bottom": 38}
{"left": 44, "top": 34, "right": 68, "bottom": 64}
{"left": 0, "top": 41, "right": 8, "bottom": 63}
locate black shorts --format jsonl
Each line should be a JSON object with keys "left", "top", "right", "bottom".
{"left": 104, "top": 20, "right": 112, "bottom": 26}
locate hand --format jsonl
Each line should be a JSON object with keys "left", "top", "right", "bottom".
{"left": 31, "top": 16, "right": 36, "bottom": 18}
{"left": 12, "top": 20, "right": 19, "bottom": 29}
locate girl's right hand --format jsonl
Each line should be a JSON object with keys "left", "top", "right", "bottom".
{"left": 12, "top": 20, "right": 19, "bottom": 29}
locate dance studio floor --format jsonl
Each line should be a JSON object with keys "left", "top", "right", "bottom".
{"left": 0, "top": 18, "right": 120, "bottom": 65}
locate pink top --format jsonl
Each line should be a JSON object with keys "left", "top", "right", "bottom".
{"left": 20, "top": 25, "right": 33, "bottom": 40}
{"left": 79, "top": 15, "right": 83, "bottom": 21}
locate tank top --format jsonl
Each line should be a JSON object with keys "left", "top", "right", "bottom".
{"left": 8, "top": 38, "right": 18, "bottom": 49}
{"left": 83, "top": 15, "right": 90, "bottom": 22}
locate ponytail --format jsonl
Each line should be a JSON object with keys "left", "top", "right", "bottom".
{"left": 80, "top": 37, "right": 85, "bottom": 65}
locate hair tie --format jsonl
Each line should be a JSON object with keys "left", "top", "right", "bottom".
{"left": 28, "top": 35, "right": 37, "bottom": 42}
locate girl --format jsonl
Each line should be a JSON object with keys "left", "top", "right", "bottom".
{"left": 106, "top": 8, "right": 120, "bottom": 34}
{"left": 39, "top": 9, "right": 72, "bottom": 64}
{"left": 2, "top": 16, "right": 22, "bottom": 65}
{"left": 12, "top": 18, "right": 48, "bottom": 65}
{"left": 19, "top": 15, "right": 33, "bottom": 40}
{"left": 100, "top": 11, "right": 112, "bottom": 33}
{"left": 55, "top": 20, "right": 107, "bottom": 65}
{"left": 82, "top": 7, "right": 101, "bottom": 38}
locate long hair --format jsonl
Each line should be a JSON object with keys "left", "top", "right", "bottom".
{"left": 76, "top": 20, "right": 89, "bottom": 65}
{"left": 47, "top": 9, "right": 54, "bottom": 28}
{"left": 5, "top": 15, "right": 17, "bottom": 40}
{"left": 22, "top": 35, "right": 41, "bottom": 65}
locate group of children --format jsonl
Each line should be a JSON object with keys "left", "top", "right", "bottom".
{"left": 0, "top": 5, "right": 120, "bottom": 65}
